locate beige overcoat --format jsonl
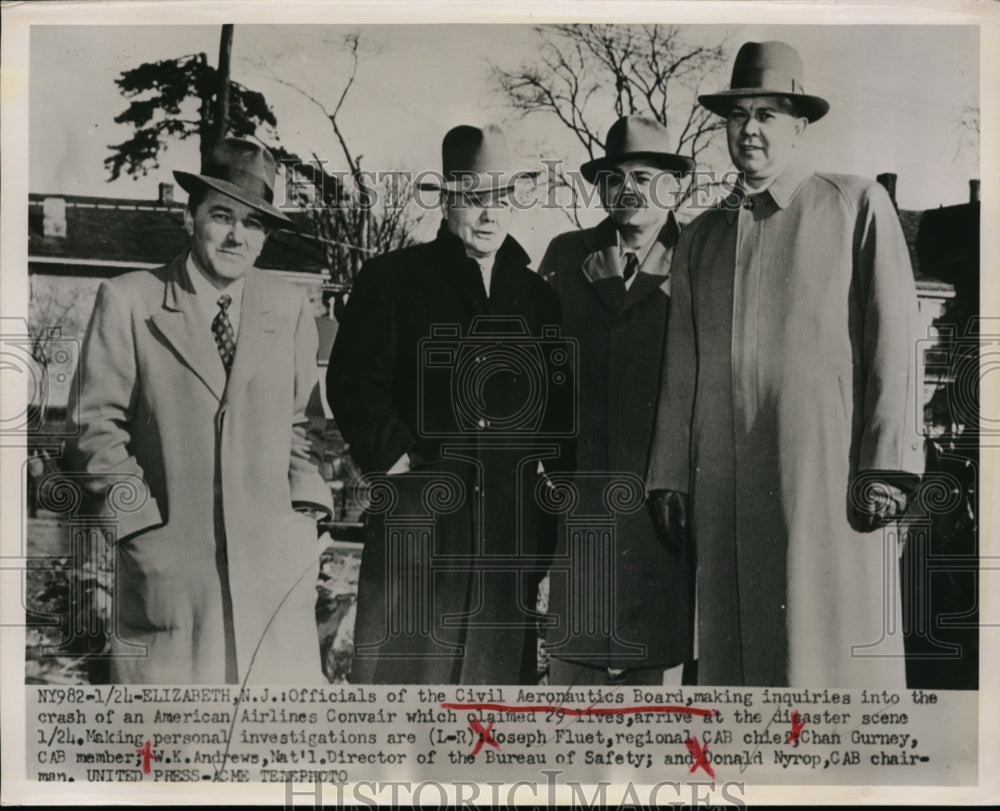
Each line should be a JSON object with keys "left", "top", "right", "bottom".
{"left": 68, "top": 254, "right": 332, "bottom": 683}
{"left": 647, "top": 169, "right": 925, "bottom": 686}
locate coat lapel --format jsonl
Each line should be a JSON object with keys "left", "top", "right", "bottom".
{"left": 434, "top": 226, "right": 488, "bottom": 318}
{"left": 580, "top": 216, "right": 679, "bottom": 315}
{"left": 222, "top": 268, "right": 271, "bottom": 408}
{"left": 150, "top": 254, "right": 228, "bottom": 400}
{"left": 621, "top": 237, "right": 675, "bottom": 312}
{"left": 434, "top": 223, "right": 533, "bottom": 320}
{"left": 487, "top": 242, "right": 530, "bottom": 315}
{"left": 580, "top": 219, "right": 626, "bottom": 314}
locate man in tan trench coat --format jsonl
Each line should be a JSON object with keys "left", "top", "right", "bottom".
{"left": 646, "top": 42, "right": 924, "bottom": 687}
{"left": 67, "top": 139, "right": 333, "bottom": 684}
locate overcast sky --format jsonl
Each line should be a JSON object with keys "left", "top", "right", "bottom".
{"left": 29, "top": 23, "right": 979, "bottom": 262}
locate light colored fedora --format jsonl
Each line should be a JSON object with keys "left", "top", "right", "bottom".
{"left": 174, "top": 137, "right": 293, "bottom": 226}
{"left": 699, "top": 41, "right": 829, "bottom": 123}
{"left": 581, "top": 115, "right": 695, "bottom": 183}
{"left": 417, "top": 124, "right": 537, "bottom": 193}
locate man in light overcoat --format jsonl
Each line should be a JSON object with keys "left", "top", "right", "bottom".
{"left": 67, "top": 138, "right": 333, "bottom": 684}
{"left": 646, "top": 41, "right": 925, "bottom": 687}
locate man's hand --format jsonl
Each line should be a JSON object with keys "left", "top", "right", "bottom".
{"left": 294, "top": 502, "right": 332, "bottom": 538}
{"left": 648, "top": 489, "right": 691, "bottom": 553}
{"left": 851, "top": 478, "right": 910, "bottom": 533}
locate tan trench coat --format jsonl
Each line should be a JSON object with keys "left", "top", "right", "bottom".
{"left": 647, "top": 168, "right": 924, "bottom": 687}
{"left": 68, "top": 254, "right": 332, "bottom": 683}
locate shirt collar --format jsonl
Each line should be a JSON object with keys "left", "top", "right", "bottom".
{"left": 615, "top": 212, "right": 678, "bottom": 265}
{"left": 756, "top": 162, "right": 811, "bottom": 210}
{"left": 723, "top": 163, "right": 811, "bottom": 224}
{"left": 617, "top": 229, "right": 656, "bottom": 266}
{"left": 185, "top": 253, "right": 245, "bottom": 308}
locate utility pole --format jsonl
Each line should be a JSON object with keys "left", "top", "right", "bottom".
{"left": 212, "top": 24, "right": 234, "bottom": 145}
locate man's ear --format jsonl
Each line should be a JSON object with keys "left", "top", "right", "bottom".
{"left": 794, "top": 117, "right": 808, "bottom": 139}
{"left": 183, "top": 207, "right": 195, "bottom": 237}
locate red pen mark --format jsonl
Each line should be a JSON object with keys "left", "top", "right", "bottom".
{"left": 441, "top": 702, "right": 717, "bottom": 718}
{"left": 469, "top": 718, "right": 500, "bottom": 756}
{"left": 685, "top": 736, "right": 715, "bottom": 780}
{"left": 135, "top": 740, "right": 156, "bottom": 774}
{"left": 787, "top": 710, "right": 806, "bottom": 746}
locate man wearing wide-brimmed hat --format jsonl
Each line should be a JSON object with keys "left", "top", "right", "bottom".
{"left": 539, "top": 115, "right": 695, "bottom": 686}
{"left": 329, "top": 125, "right": 573, "bottom": 684}
{"left": 646, "top": 41, "right": 924, "bottom": 687}
{"left": 68, "top": 138, "right": 332, "bottom": 683}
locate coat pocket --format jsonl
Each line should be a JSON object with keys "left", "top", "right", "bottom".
{"left": 115, "top": 526, "right": 183, "bottom": 632}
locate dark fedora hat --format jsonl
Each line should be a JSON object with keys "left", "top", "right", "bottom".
{"left": 174, "top": 137, "right": 293, "bottom": 226}
{"left": 417, "top": 124, "right": 537, "bottom": 193}
{"left": 580, "top": 116, "right": 695, "bottom": 183}
{"left": 699, "top": 41, "right": 829, "bottom": 123}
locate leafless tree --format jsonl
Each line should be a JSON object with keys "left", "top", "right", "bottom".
{"left": 493, "top": 24, "right": 730, "bottom": 226}
{"left": 28, "top": 279, "right": 91, "bottom": 368}
{"left": 955, "top": 101, "right": 979, "bottom": 163}
{"left": 259, "top": 33, "right": 426, "bottom": 287}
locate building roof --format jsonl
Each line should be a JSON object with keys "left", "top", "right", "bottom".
{"left": 916, "top": 201, "right": 980, "bottom": 287}
{"left": 28, "top": 192, "right": 328, "bottom": 274}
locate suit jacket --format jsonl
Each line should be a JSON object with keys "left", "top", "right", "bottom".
{"left": 327, "top": 223, "right": 572, "bottom": 683}
{"left": 539, "top": 216, "right": 693, "bottom": 670}
{"left": 67, "top": 253, "right": 332, "bottom": 684}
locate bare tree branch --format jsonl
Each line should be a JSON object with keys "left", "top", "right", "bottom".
{"left": 492, "top": 24, "right": 729, "bottom": 226}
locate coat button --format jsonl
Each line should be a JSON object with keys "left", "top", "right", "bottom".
{"left": 477, "top": 417, "right": 487, "bottom": 429}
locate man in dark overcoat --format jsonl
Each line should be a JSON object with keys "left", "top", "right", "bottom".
{"left": 539, "top": 116, "right": 695, "bottom": 686}
{"left": 328, "top": 125, "right": 573, "bottom": 684}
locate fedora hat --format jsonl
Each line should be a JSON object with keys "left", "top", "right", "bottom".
{"left": 581, "top": 116, "right": 694, "bottom": 183}
{"left": 699, "top": 41, "right": 829, "bottom": 123}
{"left": 174, "top": 137, "right": 293, "bottom": 226}
{"left": 417, "top": 124, "right": 537, "bottom": 193}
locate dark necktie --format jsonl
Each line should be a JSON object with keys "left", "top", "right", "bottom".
{"left": 212, "top": 294, "right": 236, "bottom": 374}
{"left": 623, "top": 251, "right": 639, "bottom": 284}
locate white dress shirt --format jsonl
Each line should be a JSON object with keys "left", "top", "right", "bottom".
{"left": 473, "top": 255, "right": 494, "bottom": 297}
{"left": 186, "top": 254, "right": 246, "bottom": 343}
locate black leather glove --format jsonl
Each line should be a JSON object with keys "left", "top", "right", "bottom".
{"left": 648, "top": 488, "right": 690, "bottom": 554}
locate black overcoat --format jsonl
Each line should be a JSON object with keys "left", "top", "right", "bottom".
{"left": 539, "top": 217, "right": 693, "bottom": 671}
{"left": 328, "top": 224, "right": 572, "bottom": 684}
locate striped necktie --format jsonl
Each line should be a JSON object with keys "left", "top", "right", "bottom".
{"left": 212, "top": 294, "right": 236, "bottom": 374}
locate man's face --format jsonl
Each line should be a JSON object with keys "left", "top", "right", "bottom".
{"left": 599, "top": 159, "right": 679, "bottom": 230}
{"left": 443, "top": 189, "right": 512, "bottom": 259}
{"left": 725, "top": 96, "right": 807, "bottom": 185}
{"left": 184, "top": 188, "right": 270, "bottom": 286}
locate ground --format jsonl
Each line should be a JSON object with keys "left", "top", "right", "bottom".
{"left": 23, "top": 516, "right": 362, "bottom": 684}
